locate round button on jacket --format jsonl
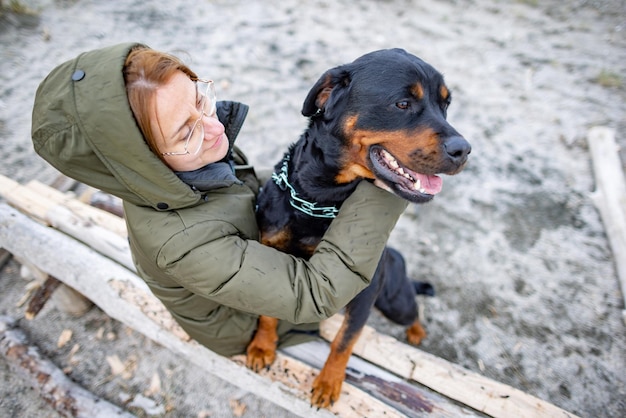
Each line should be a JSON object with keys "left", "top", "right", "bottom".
{"left": 71, "top": 69, "right": 85, "bottom": 81}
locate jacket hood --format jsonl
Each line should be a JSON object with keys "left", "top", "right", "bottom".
{"left": 32, "top": 42, "right": 201, "bottom": 210}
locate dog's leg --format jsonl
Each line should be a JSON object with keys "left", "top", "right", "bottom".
{"left": 246, "top": 315, "right": 279, "bottom": 371}
{"left": 374, "top": 247, "right": 432, "bottom": 346}
{"left": 311, "top": 275, "right": 382, "bottom": 408}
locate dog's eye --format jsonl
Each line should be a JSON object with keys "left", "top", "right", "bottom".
{"left": 396, "top": 101, "right": 410, "bottom": 110}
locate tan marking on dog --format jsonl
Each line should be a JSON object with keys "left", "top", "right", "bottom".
{"left": 335, "top": 116, "right": 375, "bottom": 183}
{"left": 260, "top": 228, "right": 291, "bottom": 252}
{"left": 411, "top": 82, "right": 424, "bottom": 100}
{"left": 440, "top": 84, "right": 450, "bottom": 101}
{"left": 336, "top": 116, "right": 443, "bottom": 183}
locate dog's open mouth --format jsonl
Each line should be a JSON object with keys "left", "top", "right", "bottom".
{"left": 370, "top": 146, "right": 442, "bottom": 202}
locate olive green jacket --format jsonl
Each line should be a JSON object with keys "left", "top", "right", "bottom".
{"left": 31, "top": 43, "right": 408, "bottom": 356}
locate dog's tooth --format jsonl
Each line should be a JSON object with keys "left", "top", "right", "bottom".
{"left": 398, "top": 167, "right": 405, "bottom": 175}
{"left": 414, "top": 178, "right": 422, "bottom": 191}
{"left": 381, "top": 150, "right": 399, "bottom": 168}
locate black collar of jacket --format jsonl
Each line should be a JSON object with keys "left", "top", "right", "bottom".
{"left": 174, "top": 100, "right": 250, "bottom": 192}
{"left": 216, "top": 100, "right": 249, "bottom": 154}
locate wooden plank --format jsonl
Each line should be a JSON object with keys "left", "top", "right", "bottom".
{"left": 587, "top": 126, "right": 626, "bottom": 324}
{"left": 321, "top": 316, "right": 578, "bottom": 418}
{"left": 0, "top": 175, "right": 50, "bottom": 221}
{"left": 0, "top": 176, "right": 127, "bottom": 238}
{"left": 283, "top": 340, "right": 479, "bottom": 417}
{"left": 0, "top": 203, "right": 406, "bottom": 418}
{"left": 27, "top": 180, "right": 128, "bottom": 237}
{"left": 0, "top": 175, "right": 132, "bottom": 270}
{"left": 230, "top": 353, "right": 409, "bottom": 418}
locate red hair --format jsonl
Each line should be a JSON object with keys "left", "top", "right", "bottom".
{"left": 123, "top": 46, "right": 198, "bottom": 162}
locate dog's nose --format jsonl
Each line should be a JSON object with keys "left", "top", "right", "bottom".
{"left": 444, "top": 136, "right": 471, "bottom": 164}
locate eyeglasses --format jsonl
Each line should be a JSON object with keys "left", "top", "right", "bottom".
{"left": 162, "top": 79, "right": 216, "bottom": 157}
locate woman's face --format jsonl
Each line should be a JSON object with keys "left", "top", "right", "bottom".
{"left": 152, "top": 71, "right": 229, "bottom": 172}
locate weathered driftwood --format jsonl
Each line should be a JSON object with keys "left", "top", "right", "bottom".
{"left": 587, "top": 126, "right": 626, "bottom": 323}
{"left": 0, "top": 315, "right": 134, "bottom": 418}
{"left": 0, "top": 176, "right": 127, "bottom": 237}
{"left": 0, "top": 175, "right": 581, "bottom": 418}
{"left": 0, "top": 177, "right": 132, "bottom": 270}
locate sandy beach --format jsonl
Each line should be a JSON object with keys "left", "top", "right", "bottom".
{"left": 1, "top": 0, "right": 625, "bottom": 416}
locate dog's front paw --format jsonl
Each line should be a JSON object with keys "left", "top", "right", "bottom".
{"left": 311, "top": 367, "right": 345, "bottom": 409}
{"left": 245, "top": 339, "right": 277, "bottom": 372}
{"left": 246, "top": 315, "right": 279, "bottom": 372}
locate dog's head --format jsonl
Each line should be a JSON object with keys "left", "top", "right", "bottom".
{"left": 302, "top": 48, "right": 471, "bottom": 203}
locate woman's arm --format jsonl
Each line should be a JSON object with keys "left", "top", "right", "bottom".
{"left": 152, "top": 181, "right": 407, "bottom": 323}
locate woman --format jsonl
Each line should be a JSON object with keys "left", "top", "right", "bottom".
{"left": 31, "top": 43, "right": 407, "bottom": 357}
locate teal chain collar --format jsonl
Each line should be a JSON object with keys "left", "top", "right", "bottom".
{"left": 271, "top": 155, "right": 339, "bottom": 219}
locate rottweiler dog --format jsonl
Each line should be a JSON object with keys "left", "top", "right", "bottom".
{"left": 246, "top": 48, "right": 471, "bottom": 408}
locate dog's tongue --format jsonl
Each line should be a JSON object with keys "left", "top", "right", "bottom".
{"left": 416, "top": 173, "right": 443, "bottom": 195}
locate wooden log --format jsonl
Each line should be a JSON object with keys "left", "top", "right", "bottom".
{"left": 0, "top": 203, "right": 406, "bottom": 418}
{"left": 46, "top": 205, "right": 134, "bottom": 271}
{"left": 27, "top": 179, "right": 127, "bottom": 237}
{"left": 0, "top": 315, "right": 135, "bottom": 417}
{"left": 49, "top": 173, "right": 80, "bottom": 193}
{"left": 321, "top": 316, "right": 578, "bottom": 418}
{"left": 0, "top": 175, "right": 127, "bottom": 237}
{"left": 0, "top": 175, "right": 125, "bottom": 316}
{"left": 0, "top": 176, "right": 132, "bottom": 270}
{"left": 0, "top": 175, "right": 51, "bottom": 223}
{"left": 88, "top": 190, "right": 125, "bottom": 218}
{"left": 587, "top": 126, "right": 626, "bottom": 323}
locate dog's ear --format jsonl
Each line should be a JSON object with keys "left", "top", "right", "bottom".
{"left": 302, "top": 66, "right": 351, "bottom": 117}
